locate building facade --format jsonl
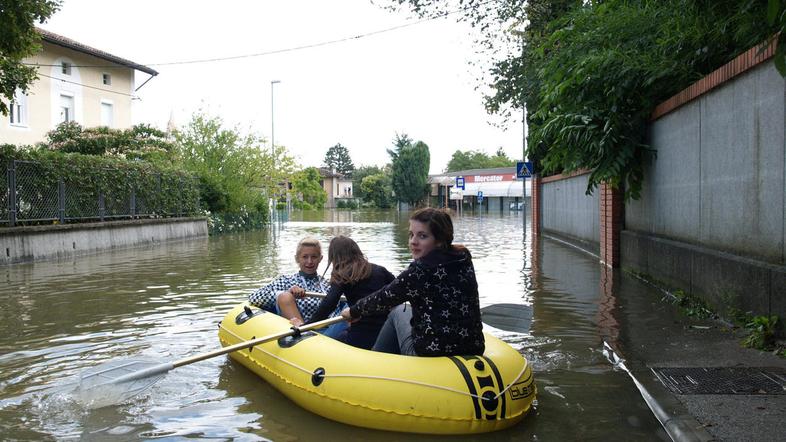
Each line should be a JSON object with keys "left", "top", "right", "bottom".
{"left": 319, "top": 168, "right": 354, "bottom": 208}
{"left": 1, "top": 29, "right": 157, "bottom": 145}
{"left": 428, "top": 166, "right": 531, "bottom": 212}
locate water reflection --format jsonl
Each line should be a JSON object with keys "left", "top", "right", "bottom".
{"left": 0, "top": 209, "right": 665, "bottom": 440}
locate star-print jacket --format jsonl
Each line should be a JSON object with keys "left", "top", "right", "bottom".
{"left": 248, "top": 271, "right": 329, "bottom": 322}
{"left": 350, "top": 247, "right": 485, "bottom": 356}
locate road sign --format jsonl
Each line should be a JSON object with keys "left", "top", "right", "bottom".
{"left": 516, "top": 161, "right": 533, "bottom": 179}
{"left": 449, "top": 188, "right": 463, "bottom": 200}
{"left": 477, "top": 191, "right": 483, "bottom": 199}
{"left": 455, "top": 176, "right": 465, "bottom": 190}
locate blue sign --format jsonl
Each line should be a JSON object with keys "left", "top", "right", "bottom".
{"left": 455, "top": 176, "right": 465, "bottom": 190}
{"left": 477, "top": 191, "right": 483, "bottom": 199}
{"left": 516, "top": 161, "right": 533, "bottom": 179}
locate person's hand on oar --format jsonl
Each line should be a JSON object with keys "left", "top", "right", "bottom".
{"left": 289, "top": 285, "right": 306, "bottom": 299}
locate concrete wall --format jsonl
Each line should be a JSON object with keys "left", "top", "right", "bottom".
{"left": 542, "top": 173, "right": 600, "bottom": 252}
{"left": 623, "top": 60, "right": 786, "bottom": 317}
{"left": 627, "top": 62, "right": 785, "bottom": 264}
{"left": 0, "top": 218, "right": 208, "bottom": 265}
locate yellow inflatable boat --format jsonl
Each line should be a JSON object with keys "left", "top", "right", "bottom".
{"left": 218, "top": 303, "right": 536, "bottom": 435}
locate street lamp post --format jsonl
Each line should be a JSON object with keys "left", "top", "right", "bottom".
{"left": 270, "top": 80, "right": 281, "bottom": 153}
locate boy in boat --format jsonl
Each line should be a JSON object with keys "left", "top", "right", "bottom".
{"left": 248, "top": 237, "right": 329, "bottom": 323}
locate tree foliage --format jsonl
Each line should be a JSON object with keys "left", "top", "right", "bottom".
{"left": 0, "top": 0, "right": 61, "bottom": 115}
{"left": 360, "top": 173, "right": 393, "bottom": 208}
{"left": 388, "top": 134, "right": 430, "bottom": 206}
{"left": 445, "top": 148, "right": 515, "bottom": 172}
{"left": 174, "top": 112, "right": 296, "bottom": 213}
{"left": 323, "top": 143, "right": 355, "bottom": 176}
{"left": 291, "top": 167, "right": 327, "bottom": 209}
{"left": 351, "top": 165, "right": 383, "bottom": 201}
{"left": 390, "top": 0, "right": 777, "bottom": 199}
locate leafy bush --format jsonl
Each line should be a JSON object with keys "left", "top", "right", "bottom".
{"left": 207, "top": 208, "right": 269, "bottom": 235}
{"left": 44, "top": 121, "right": 175, "bottom": 160}
{"left": 336, "top": 199, "right": 359, "bottom": 209}
{"left": 1, "top": 144, "right": 200, "bottom": 222}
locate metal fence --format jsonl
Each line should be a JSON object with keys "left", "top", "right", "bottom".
{"left": 2, "top": 160, "right": 199, "bottom": 227}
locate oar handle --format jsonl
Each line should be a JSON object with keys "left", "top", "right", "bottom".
{"left": 172, "top": 314, "right": 346, "bottom": 368}
{"left": 305, "top": 291, "right": 347, "bottom": 302}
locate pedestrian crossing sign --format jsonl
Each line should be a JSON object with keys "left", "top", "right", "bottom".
{"left": 516, "top": 161, "right": 533, "bottom": 178}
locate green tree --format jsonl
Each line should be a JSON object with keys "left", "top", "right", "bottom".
{"left": 361, "top": 173, "right": 393, "bottom": 208}
{"left": 389, "top": 135, "right": 430, "bottom": 206}
{"left": 323, "top": 143, "right": 355, "bottom": 176}
{"left": 351, "top": 165, "right": 383, "bottom": 201}
{"left": 174, "top": 112, "right": 295, "bottom": 213}
{"left": 291, "top": 167, "right": 327, "bottom": 209}
{"left": 0, "top": 0, "right": 61, "bottom": 116}
{"left": 392, "top": 0, "right": 775, "bottom": 198}
{"left": 445, "top": 148, "right": 515, "bottom": 172}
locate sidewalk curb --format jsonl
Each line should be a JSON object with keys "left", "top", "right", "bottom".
{"left": 602, "top": 341, "right": 715, "bottom": 442}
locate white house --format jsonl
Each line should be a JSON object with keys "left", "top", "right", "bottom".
{"left": 1, "top": 29, "right": 158, "bottom": 145}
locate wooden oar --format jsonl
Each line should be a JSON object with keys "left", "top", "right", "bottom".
{"left": 72, "top": 314, "right": 346, "bottom": 408}
{"left": 305, "top": 291, "right": 346, "bottom": 302}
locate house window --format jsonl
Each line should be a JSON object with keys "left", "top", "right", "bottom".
{"left": 101, "top": 101, "right": 113, "bottom": 127}
{"left": 61, "top": 62, "right": 72, "bottom": 75}
{"left": 59, "top": 94, "right": 74, "bottom": 123}
{"left": 102, "top": 73, "right": 111, "bottom": 85}
{"left": 9, "top": 89, "right": 27, "bottom": 127}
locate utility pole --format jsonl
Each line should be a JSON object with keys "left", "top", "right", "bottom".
{"left": 270, "top": 80, "right": 281, "bottom": 154}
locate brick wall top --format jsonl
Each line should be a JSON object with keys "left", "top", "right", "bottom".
{"left": 541, "top": 168, "right": 591, "bottom": 184}
{"left": 651, "top": 39, "right": 777, "bottom": 120}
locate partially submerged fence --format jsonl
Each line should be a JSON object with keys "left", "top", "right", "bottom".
{"left": 2, "top": 160, "right": 200, "bottom": 227}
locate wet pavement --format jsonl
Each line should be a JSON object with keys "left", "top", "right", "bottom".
{"left": 593, "top": 251, "right": 786, "bottom": 442}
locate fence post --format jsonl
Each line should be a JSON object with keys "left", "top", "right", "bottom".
{"left": 8, "top": 161, "right": 16, "bottom": 227}
{"left": 58, "top": 177, "right": 65, "bottom": 224}
{"left": 130, "top": 187, "right": 136, "bottom": 219}
{"left": 99, "top": 192, "right": 105, "bottom": 222}
{"left": 177, "top": 177, "right": 183, "bottom": 217}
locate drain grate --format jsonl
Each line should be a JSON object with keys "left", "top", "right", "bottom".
{"left": 652, "top": 367, "right": 786, "bottom": 395}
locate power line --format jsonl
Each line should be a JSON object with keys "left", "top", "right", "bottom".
{"left": 37, "top": 72, "right": 136, "bottom": 98}
{"left": 25, "top": 1, "right": 494, "bottom": 69}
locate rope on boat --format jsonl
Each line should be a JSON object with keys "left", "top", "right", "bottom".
{"left": 219, "top": 324, "right": 527, "bottom": 402}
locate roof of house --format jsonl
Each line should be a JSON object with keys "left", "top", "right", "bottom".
{"left": 318, "top": 167, "right": 346, "bottom": 179}
{"left": 38, "top": 28, "right": 158, "bottom": 76}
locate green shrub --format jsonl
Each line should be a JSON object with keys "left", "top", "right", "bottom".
{"left": 1, "top": 144, "right": 200, "bottom": 222}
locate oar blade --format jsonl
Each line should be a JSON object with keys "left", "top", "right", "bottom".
{"left": 73, "top": 359, "right": 167, "bottom": 409}
{"left": 481, "top": 303, "right": 533, "bottom": 334}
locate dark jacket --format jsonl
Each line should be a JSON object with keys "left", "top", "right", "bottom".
{"left": 350, "top": 247, "right": 485, "bottom": 356}
{"left": 308, "top": 263, "right": 395, "bottom": 349}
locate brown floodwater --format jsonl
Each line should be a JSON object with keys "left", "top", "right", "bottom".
{"left": 0, "top": 209, "right": 667, "bottom": 440}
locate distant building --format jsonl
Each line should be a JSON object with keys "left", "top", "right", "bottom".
{"left": 319, "top": 168, "right": 354, "bottom": 208}
{"left": 428, "top": 166, "right": 530, "bottom": 212}
{"left": 1, "top": 29, "right": 158, "bottom": 145}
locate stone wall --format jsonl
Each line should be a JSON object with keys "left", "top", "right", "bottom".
{"left": 0, "top": 218, "right": 208, "bottom": 265}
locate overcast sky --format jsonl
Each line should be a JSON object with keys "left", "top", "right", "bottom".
{"left": 40, "top": 0, "right": 524, "bottom": 174}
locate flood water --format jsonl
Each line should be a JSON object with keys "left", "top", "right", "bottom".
{"left": 0, "top": 209, "right": 667, "bottom": 441}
